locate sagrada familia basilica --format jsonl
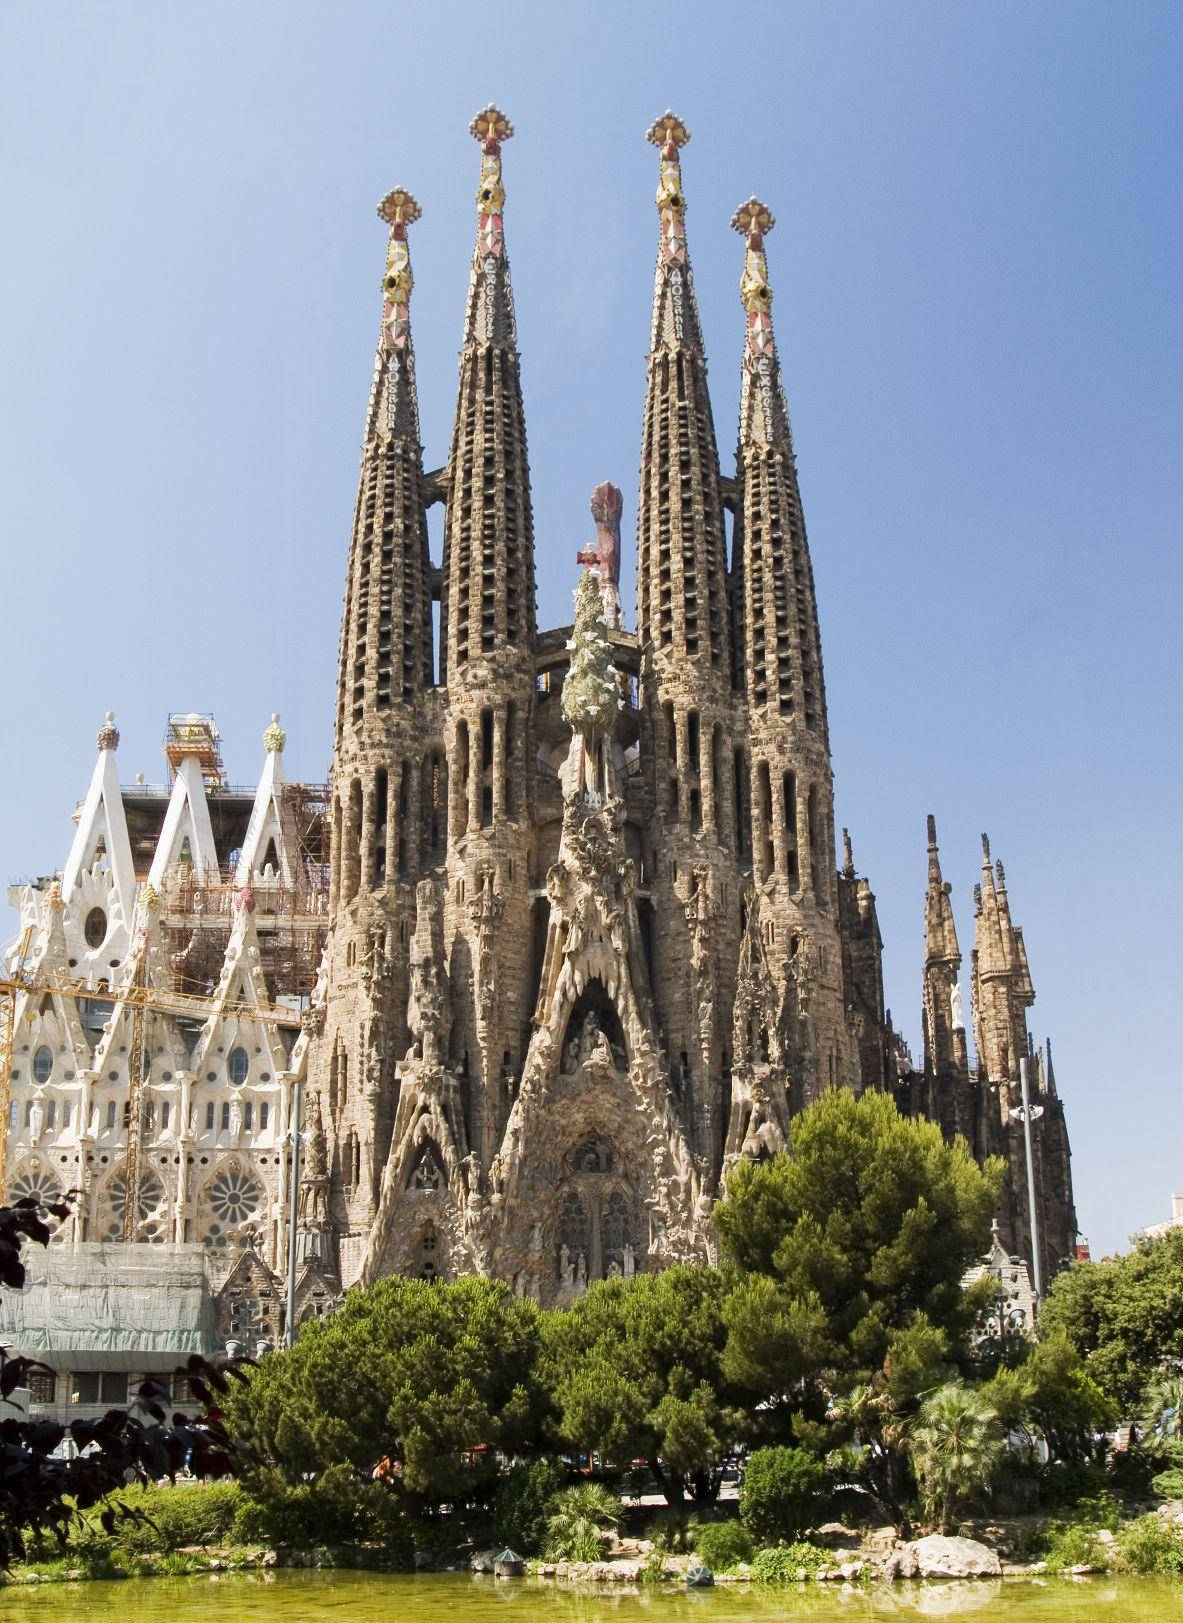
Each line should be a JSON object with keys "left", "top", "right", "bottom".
{"left": 2, "top": 110, "right": 1076, "bottom": 1327}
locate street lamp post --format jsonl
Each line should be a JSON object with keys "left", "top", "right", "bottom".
{"left": 1010, "top": 1057, "right": 1044, "bottom": 1301}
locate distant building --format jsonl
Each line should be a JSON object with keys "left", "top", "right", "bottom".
{"left": 0, "top": 1240, "right": 336, "bottom": 1425}
{"left": 963, "top": 1221, "right": 1039, "bottom": 1339}
{"left": 1142, "top": 1194, "right": 1183, "bottom": 1241}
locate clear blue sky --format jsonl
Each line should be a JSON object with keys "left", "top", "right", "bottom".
{"left": 1, "top": 2, "right": 1179, "bottom": 1257}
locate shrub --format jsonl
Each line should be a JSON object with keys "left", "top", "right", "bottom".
{"left": 113, "top": 1481, "right": 244, "bottom": 1554}
{"left": 543, "top": 1482, "right": 620, "bottom": 1562}
{"left": 1114, "top": 1515, "right": 1183, "bottom": 1575}
{"left": 1037, "top": 1459, "right": 1110, "bottom": 1508}
{"left": 739, "top": 1447, "right": 827, "bottom": 1541}
{"left": 492, "top": 1461, "right": 568, "bottom": 1555}
{"left": 692, "top": 1517, "right": 754, "bottom": 1572}
{"left": 232, "top": 1465, "right": 411, "bottom": 1560}
{"left": 1151, "top": 1467, "right": 1183, "bottom": 1499}
{"left": 649, "top": 1507, "right": 695, "bottom": 1553}
{"left": 1042, "top": 1521, "right": 1111, "bottom": 1573}
{"left": 749, "top": 1541, "right": 828, "bottom": 1581}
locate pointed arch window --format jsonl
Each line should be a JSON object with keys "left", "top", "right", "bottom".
{"left": 228, "top": 1048, "right": 249, "bottom": 1086}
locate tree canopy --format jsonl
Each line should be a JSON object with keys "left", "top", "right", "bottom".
{"left": 714, "top": 1088, "right": 1002, "bottom": 1395}
{"left": 1040, "top": 1228, "right": 1183, "bottom": 1412}
{"left": 539, "top": 1266, "right": 732, "bottom": 1501}
{"left": 225, "top": 1273, "right": 545, "bottom": 1504}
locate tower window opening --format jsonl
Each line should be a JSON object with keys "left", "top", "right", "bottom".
{"left": 783, "top": 771, "right": 798, "bottom": 883}
{"left": 228, "top": 1048, "right": 249, "bottom": 1086}
{"left": 33, "top": 1046, "right": 53, "bottom": 1085}
{"left": 481, "top": 708, "right": 494, "bottom": 770}
{"left": 84, "top": 907, "right": 107, "bottom": 948}
{"left": 687, "top": 710, "right": 700, "bottom": 775}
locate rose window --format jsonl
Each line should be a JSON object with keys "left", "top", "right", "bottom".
{"left": 10, "top": 1165, "right": 62, "bottom": 1206}
{"left": 201, "top": 1165, "right": 262, "bottom": 1246}
{"left": 101, "top": 1168, "right": 167, "bottom": 1242}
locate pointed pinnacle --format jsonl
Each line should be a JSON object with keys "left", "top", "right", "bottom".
{"left": 927, "top": 813, "right": 938, "bottom": 850}
{"left": 646, "top": 110, "right": 690, "bottom": 149}
{"left": 981, "top": 832, "right": 991, "bottom": 863}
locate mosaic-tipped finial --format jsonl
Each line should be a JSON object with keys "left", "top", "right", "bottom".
{"left": 469, "top": 104, "right": 514, "bottom": 150}
{"left": 469, "top": 107, "right": 513, "bottom": 264}
{"left": 647, "top": 113, "right": 692, "bottom": 267}
{"left": 377, "top": 186, "right": 422, "bottom": 231}
{"left": 97, "top": 711, "right": 120, "bottom": 752}
{"left": 645, "top": 110, "right": 691, "bottom": 151}
{"left": 263, "top": 712, "right": 287, "bottom": 753}
{"left": 376, "top": 188, "right": 420, "bottom": 352}
{"left": 732, "top": 196, "right": 779, "bottom": 367}
{"left": 731, "top": 195, "right": 776, "bottom": 240}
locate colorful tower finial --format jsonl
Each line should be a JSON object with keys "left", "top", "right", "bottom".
{"left": 97, "top": 711, "right": 119, "bottom": 752}
{"left": 646, "top": 111, "right": 691, "bottom": 267}
{"left": 731, "top": 196, "right": 777, "bottom": 360}
{"left": 377, "top": 187, "right": 421, "bottom": 354}
{"left": 470, "top": 105, "right": 513, "bottom": 261}
{"left": 262, "top": 712, "right": 286, "bottom": 753}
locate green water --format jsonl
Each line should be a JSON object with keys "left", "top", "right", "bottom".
{"left": 1, "top": 1572, "right": 1182, "bottom": 1621}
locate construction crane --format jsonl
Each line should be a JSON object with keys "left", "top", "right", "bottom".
{"left": 0, "top": 962, "right": 303, "bottom": 1206}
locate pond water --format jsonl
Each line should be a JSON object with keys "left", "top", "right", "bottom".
{"left": 1, "top": 1572, "right": 1182, "bottom": 1621}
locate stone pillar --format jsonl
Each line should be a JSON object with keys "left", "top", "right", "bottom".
{"left": 702, "top": 715, "right": 717, "bottom": 836}
{"left": 676, "top": 710, "right": 690, "bottom": 822}
{"left": 493, "top": 709, "right": 507, "bottom": 821}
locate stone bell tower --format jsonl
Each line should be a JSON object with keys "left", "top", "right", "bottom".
{"left": 729, "top": 197, "right": 854, "bottom": 1119}
{"left": 314, "top": 186, "right": 434, "bottom": 1274}
{"left": 439, "top": 105, "right": 537, "bottom": 1167}
{"left": 635, "top": 112, "right": 744, "bottom": 1176}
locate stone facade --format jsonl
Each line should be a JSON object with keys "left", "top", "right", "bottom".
{"left": 2, "top": 109, "right": 1077, "bottom": 1308}
{"left": 302, "top": 110, "right": 1077, "bottom": 1300}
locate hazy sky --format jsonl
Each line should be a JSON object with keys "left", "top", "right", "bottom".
{"left": 1, "top": 2, "right": 1179, "bottom": 1257}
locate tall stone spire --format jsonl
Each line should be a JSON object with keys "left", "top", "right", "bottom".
{"left": 732, "top": 198, "right": 826, "bottom": 738}
{"left": 637, "top": 112, "right": 730, "bottom": 675}
{"left": 318, "top": 188, "right": 433, "bottom": 1276}
{"left": 972, "top": 833, "right": 1035, "bottom": 1088}
{"left": 922, "top": 815, "right": 970, "bottom": 1136}
{"left": 970, "top": 836, "right": 1076, "bottom": 1286}
{"left": 335, "top": 187, "right": 432, "bottom": 751}
{"left": 442, "top": 105, "right": 535, "bottom": 676}
{"left": 634, "top": 114, "right": 742, "bottom": 1175}
{"left": 438, "top": 108, "right": 536, "bottom": 1168}
{"left": 730, "top": 198, "right": 851, "bottom": 1103}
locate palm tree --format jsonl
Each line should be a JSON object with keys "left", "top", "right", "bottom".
{"left": 543, "top": 1482, "right": 621, "bottom": 1562}
{"left": 908, "top": 1383, "right": 1004, "bottom": 1532}
{"left": 1142, "top": 1371, "right": 1183, "bottom": 1442}
{"left": 828, "top": 1383, "right": 906, "bottom": 1520}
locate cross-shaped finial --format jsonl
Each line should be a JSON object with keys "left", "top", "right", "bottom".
{"left": 646, "top": 110, "right": 691, "bottom": 150}
{"left": 469, "top": 105, "right": 514, "bottom": 148}
{"left": 377, "top": 188, "right": 422, "bottom": 229}
{"left": 731, "top": 196, "right": 776, "bottom": 238}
